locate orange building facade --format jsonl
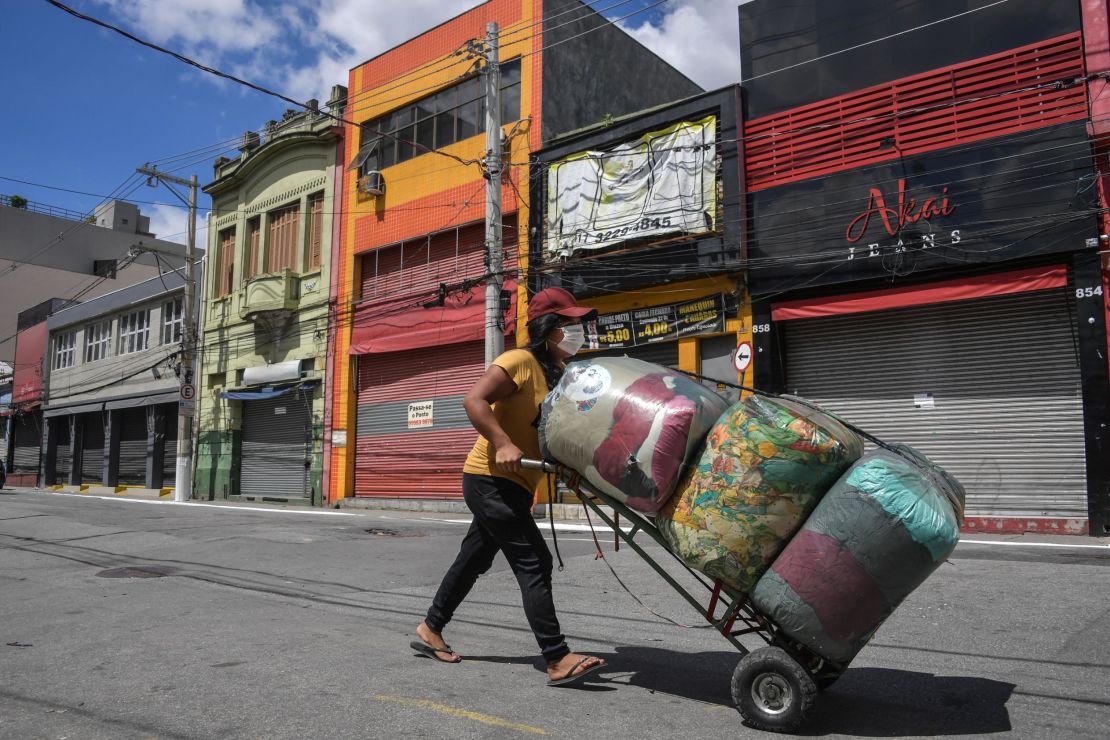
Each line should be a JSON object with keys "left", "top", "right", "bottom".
{"left": 325, "top": 0, "right": 702, "bottom": 503}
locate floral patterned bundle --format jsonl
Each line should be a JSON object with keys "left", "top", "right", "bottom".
{"left": 658, "top": 395, "right": 863, "bottom": 594}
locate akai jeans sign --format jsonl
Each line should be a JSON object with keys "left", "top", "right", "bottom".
{"left": 746, "top": 121, "right": 1097, "bottom": 296}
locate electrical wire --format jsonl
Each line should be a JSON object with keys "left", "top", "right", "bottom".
{"left": 743, "top": 0, "right": 1012, "bottom": 82}
{"left": 342, "top": 0, "right": 659, "bottom": 115}
{"left": 41, "top": 0, "right": 479, "bottom": 169}
{"left": 41, "top": 0, "right": 680, "bottom": 176}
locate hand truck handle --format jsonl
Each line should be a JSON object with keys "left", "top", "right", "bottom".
{"left": 520, "top": 458, "right": 560, "bottom": 474}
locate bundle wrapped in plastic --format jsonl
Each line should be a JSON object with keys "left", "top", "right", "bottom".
{"left": 539, "top": 357, "right": 729, "bottom": 512}
{"left": 752, "top": 445, "right": 965, "bottom": 665}
{"left": 658, "top": 395, "right": 863, "bottom": 594}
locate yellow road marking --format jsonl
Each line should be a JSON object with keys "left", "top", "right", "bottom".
{"left": 373, "top": 694, "right": 547, "bottom": 735}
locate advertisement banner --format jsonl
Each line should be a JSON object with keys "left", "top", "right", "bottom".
{"left": 587, "top": 294, "right": 726, "bottom": 350}
{"left": 545, "top": 116, "right": 717, "bottom": 258}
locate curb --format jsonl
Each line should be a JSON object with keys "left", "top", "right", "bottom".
{"left": 336, "top": 497, "right": 616, "bottom": 522}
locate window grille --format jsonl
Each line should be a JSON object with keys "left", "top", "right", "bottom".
{"left": 118, "top": 309, "right": 150, "bottom": 355}
{"left": 84, "top": 320, "right": 112, "bottom": 363}
{"left": 356, "top": 59, "right": 522, "bottom": 171}
{"left": 54, "top": 331, "right": 75, "bottom": 370}
{"left": 743, "top": 33, "right": 1086, "bottom": 191}
{"left": 162, "top": 298, "right": 183, "bottom": 346}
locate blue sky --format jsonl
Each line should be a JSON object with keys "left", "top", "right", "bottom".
{"left": 0, "top": 1, "right": 743, "bottom": 245}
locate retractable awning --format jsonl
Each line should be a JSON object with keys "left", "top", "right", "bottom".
{"left": 43, "top": 401, "right": 104, "bottom": 418}
{"left": 218, "top": 380, "right": 317, "bottom": 401}
{"left": 349, "top": 281, "right": 517, "bottom": 355}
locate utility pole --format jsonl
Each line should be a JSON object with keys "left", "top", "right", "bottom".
{"left": 137, "top": 165, "right": 197, "bottom": 503}
{"left": 482, "top": 21, "right": 504, "bottom": 367}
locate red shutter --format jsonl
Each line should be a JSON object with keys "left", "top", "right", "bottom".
{"left": 267, "top": 204, "right": 300, "bottom": 272}
{"left": 218, "top": 227, "right": 236, "bottom": 296}
{"left": 744, "top": 33, "right": 1086, "bottom": 191}
{"left": 307, "top": 193, "right": 324, "bottom": 270}
{"left": 245, "top": 218, "right": 260, "bottom": 280}
{"left": 358, "top": 216, "right": 519, "bottom": 301}
{"left": 354, "top": 342, "right": 485, "bottom": 498}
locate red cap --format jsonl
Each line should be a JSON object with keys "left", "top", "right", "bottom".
{"left": 527, "top": 287, "right": 595, "bottom": 323}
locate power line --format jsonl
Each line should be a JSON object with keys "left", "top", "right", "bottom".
{"left": 0, "top": 174, "right": 148, "bottom": 287}
{"left": 342, "top": 0, "right": 656, "bottom": 115}
{"left": 42, "top": 0, "right": 479, "bottom": 170}
{"left": 13, "top": 199, "right": 1098, "bottom": 408}
{"left": 743, "top": 0, "right": 1012, "bottom": 82}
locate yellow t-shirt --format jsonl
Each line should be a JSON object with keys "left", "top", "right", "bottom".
{"left": 463, "top": 348, "right": 549, "bottom": 492}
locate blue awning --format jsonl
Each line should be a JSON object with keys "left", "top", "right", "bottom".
{"left": 218, "top": 381, "right": 317, "bottom": 401}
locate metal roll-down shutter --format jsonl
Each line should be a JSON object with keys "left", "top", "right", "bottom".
{"left": 355, "top": 341, "right": 488, "bottom": 499}
{"left": 80, "top": 412, "right": 105, "bottom": 484}
{"left": 161, "top": 404, "right": 178, "bottom": 488}
{"left": 117, "top": 408, "right": 148, "bottom": 485}
{"left": 12, "top": 412, "right": 42, "bottom": 476}
{"left": 781, "top": 288, "right": 1086, "bottom": 518}
{"left": 587, "top": 341, "right": 680, "bottom": 368}
{"left": 54, "top": 418, "right": 71, "bottom": 482}
{"left": 240, "top": 390, "right": 311, "bottom": 499}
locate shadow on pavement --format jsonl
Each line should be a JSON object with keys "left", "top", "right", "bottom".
{"left": 802, "top": 667, "right": 1014, "bottom": 736}
{"left": 563, "top": 646, "right": 1013, "bottom": 736}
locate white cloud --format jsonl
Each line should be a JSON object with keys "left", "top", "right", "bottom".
{"left": 620, "top": 0, "right": 746, "bottom": 91}
{"left": 93, "top": 0, "right": 480, "bottom": 103}
{"left": 145, "top": 203, "right": 206, "bottom": 249}
{"left": 281, "top": 0, "right": 477, "bottom": 101}
{"left": 91, "top": 1, "right": 746, "bottom": 110}
{"left": 95, "top": 0, "right": 282, "bottom": 56}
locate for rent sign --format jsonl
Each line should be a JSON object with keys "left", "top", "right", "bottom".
{"left": 407, "top": 400, "right": 434, "bottom": 429}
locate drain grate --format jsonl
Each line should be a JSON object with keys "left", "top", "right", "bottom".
{"left": 363, "top": 527, "right": 423, "bottom": 538}
{"left": 95, "top": 565, "right": 176, "bottom": 579}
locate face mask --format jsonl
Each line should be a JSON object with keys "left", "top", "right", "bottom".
{"left": 556, "top": 324, "right": 585, "bottom": 356}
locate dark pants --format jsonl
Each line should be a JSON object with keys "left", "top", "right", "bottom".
{"left": 425, "top": 473, "right": 569, "bottom": 664}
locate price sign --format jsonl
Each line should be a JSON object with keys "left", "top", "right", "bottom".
{"left": 593, "top": 312, "right": 635, "bottom": 347}
{"left": 587, "top": 295, "right": 727, "bottom": 350}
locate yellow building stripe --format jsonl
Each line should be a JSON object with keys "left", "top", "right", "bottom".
{"left": 373, "top": 694, "right": 547, "bottom": 735}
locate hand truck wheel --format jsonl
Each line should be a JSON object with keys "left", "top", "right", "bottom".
{"left": 732, "top": 646, "right": 817, "bottom": 732}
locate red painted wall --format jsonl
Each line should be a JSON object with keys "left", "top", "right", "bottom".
{"left": 11, "top": 322, "right": 46, "bottom": 406}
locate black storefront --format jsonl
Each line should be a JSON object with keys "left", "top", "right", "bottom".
{"left": 739, "top": 0, "right": 1110, "bottom": 534}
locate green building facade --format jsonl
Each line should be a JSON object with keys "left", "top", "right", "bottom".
{"left": 194, "top": 86, "right": 346, "bottom": 506}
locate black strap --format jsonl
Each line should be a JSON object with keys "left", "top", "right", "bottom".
{"left": 546, "top": 474, "right": 564, "bottom": 572}
{"left": 572, "top": 480, "right": 712, "bottom": 630}
{"left": 670, "top": 367, "right": 906, "bottom": 456}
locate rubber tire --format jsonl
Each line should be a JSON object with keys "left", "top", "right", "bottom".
{"left": 732, "top": 646, "right": 817, "bottom": 733}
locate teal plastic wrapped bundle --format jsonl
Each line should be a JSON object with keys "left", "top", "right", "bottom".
{"left": 751, "top": 445, "right": 965, "bottom": 665}
{"left": 657, "top": 395, "right": 863, "bottom": 595}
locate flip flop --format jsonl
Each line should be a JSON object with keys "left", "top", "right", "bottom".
{"left": 409, "top": 639, "right": 461, "bottom": 663}
{"left": 546, "top": 656, "right": 605, "bottom": 687}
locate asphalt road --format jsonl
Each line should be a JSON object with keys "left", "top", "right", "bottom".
{"left": 1, "top": 488, "right": 1108, "bottom": 739}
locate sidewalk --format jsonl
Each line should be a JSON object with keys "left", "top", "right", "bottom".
{"left": 8, "top": 485, "right": 1108, "bottom": 545}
